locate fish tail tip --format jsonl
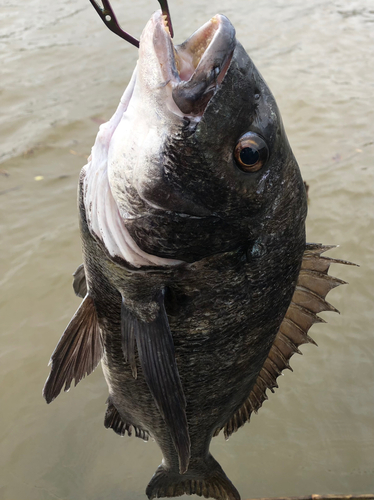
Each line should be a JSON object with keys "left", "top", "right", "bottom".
{"left": 146, "top": 454, "right": 240, "bottom": 500}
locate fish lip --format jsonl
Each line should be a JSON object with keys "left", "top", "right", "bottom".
{"left": 146, "top": 11, "right": 236, "bottom": 115}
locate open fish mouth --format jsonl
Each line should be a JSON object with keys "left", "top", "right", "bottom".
{"left": 145, "top": 11, "right": 236, "bottom": 116}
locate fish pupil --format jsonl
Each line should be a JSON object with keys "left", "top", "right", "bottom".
{"left": 240, "top": 147, "right": 259, "bottom": 166}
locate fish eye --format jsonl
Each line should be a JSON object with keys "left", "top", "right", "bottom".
{"left": 234, "top": 132, "right": 269, "bottom": 172}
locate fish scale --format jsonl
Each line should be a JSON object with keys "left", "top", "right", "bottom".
{"left": 43, "top": 6, "right": 355, "bottom": 500}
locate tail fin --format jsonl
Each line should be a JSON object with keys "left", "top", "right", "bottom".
{"left": 146, "top": 454, "right": 240, "bottom": 500}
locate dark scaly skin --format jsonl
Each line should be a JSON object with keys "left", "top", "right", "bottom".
{"left": 37, "top": 11, "right": 323, "bottom": 499}
{"left": 80, "top": 35, "right": 307, "bottom": 488}
{"left": 79, "top": 168, "right": 306, "bottom": 474}
{"left": 115, "top": 43, "right": 302, "bottom": 263}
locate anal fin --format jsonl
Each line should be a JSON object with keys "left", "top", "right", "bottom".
{"left": 121, "top": 289, "right": 190, "bottom": 474}
{"left": 43, "top": 294, "right": 102, "bottom": 403}
{"left": 104, "top": 397, "right": 149, "bottom": 441}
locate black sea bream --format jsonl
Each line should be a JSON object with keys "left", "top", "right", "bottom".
{"left": 43, "top": 8, "right": 352, "bottom": 500}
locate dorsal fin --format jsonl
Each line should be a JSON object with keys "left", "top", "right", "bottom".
{"left": 214, "top": 243, "right": 357, "bottom": 439}
{"left": 43, "top": 295, "right": 103, "bottom": 403}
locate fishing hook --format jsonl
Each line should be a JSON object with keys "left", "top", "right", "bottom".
{"left": 158, "top": 0, "right": 174, "bottom": 38}
{"left": 87, "top": 0, "right": 174, "bottom": 48}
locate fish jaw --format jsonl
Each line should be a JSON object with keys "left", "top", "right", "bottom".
{"left": 105, "top": 10, "right": 307, "bottom": 263}
{"left": 106, "top": 11, "right": 238, "bottom": 222}
{"left": 138, "top": 10, "right": 236, "bottom": 117}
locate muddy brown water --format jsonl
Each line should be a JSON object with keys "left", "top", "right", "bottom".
{"left": 0, "top": 0, "right": 373, "bottom": 499}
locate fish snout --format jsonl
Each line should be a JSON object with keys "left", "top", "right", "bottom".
{"left": 141, "top": 11, "right": 236, "bottom": 117}
{"left": 172, "top": 15, "right": 236, "bottom": 115}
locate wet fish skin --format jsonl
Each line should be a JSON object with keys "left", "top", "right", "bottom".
{"left": 77, "top": 43, "right": 306, "bottom": 500}
{"left": 44, "top": 10, "right": 309, "bottom": 500}
{"left": 79, "top": 202, "right": 305, "bottom": 500}
{"left": 110, "top": 36, "right": 305, "bottom": 262}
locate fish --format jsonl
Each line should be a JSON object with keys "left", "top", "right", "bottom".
{"left": 43, "top": 5, "right": 354, "bottom": 500}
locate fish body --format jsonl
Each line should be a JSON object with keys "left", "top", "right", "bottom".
{"left": 44, "top": 9, "right": 350, "bottom": 500}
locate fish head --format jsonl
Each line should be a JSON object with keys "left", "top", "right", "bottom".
{"left": 107, "top": 10, "right": 307, "bottom": 261}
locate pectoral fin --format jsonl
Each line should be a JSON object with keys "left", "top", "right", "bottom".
{"left": 121, "top": 297, "right": 137, "bottom": 379}
{"left": 121, "top": 290, "right": 190, "bottom": 474}
{"left": 43, "top": 295, "right": 102, "bottom": 403}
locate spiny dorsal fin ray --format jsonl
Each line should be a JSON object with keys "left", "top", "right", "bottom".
{"left": 215, "top": 243, "right": 354, "bottom": 439}
{"left": 293, "top": 286, "right": 340, "bottom": 314}
{"left": 43, "top": 294, "right": 103, "bottom": 404}
{"left": 297, "top": 269, "right": 346, "bottom": 297}
{"left": 280, "top": 317, "right": 318, "bottom": 347}
{"left": 286, "top": 302, "right": 326, "bottom": 331}
{"left": 301, "top": 243, "right": 357, "bottom": 273}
